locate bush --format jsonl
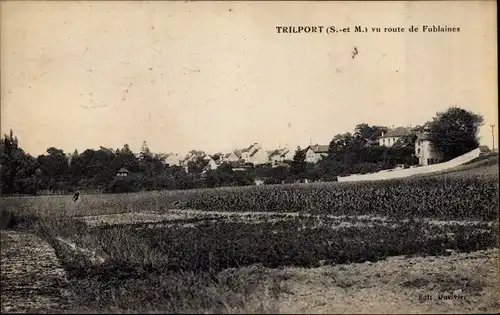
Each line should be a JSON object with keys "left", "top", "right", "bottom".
{"left": 105, "top": 177, "right": 140, "bottom": 194}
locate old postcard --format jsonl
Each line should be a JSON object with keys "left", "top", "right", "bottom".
{"left": 0, "top": 0, "right": 498, "bottom": 313}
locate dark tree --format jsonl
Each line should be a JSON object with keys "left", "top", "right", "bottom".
{"left": 290, "top": 146, "right": 306, "bottom": 177}
{"left": 0, "top": 130, "right": 40, "bottom": 195}
{"left": 354, "top": 123, "right": 389, "bottom": 142}
{"left": 428, "top": 106, "right": 484, "bottom": 161}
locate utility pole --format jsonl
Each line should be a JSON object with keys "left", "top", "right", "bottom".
{"left": 490, "top": 124, "right": 496, "bottom": 152}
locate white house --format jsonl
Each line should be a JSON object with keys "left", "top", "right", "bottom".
{"left": 247, "top": 147, "right": 270, "bottom": 165}
{"left": 164, "top": 153, "right": 182, "bottom": 167}
{"left": 238, "top": 143, "right": 269, "bottom": 165}
{"left": 304, "top": 144, "right": 329, "bottom": 163}
{"left": 280, "top": 148, "right": 295, "bottom": 161}
{"left": 221, "top": 152, "right": 241, "bottom": 163}
{"left": 269, "top": 149, "right": 283, "bottom": 165}
{"left": 181, "top": 150, "right": 205, "bottom": 166}
{"left": 379, "top": 127, "right": 413, "bottom": 147}
{"left": 240, "top": 143, "right": 261, "bottom": 161}
{"left": 415, "top": 133, "right": 438, "bottom": 166}
{"left": 203, "top": 157, "right": 219, "bottom": 172}
{"left": 269, "top": 148, "right": 295, "bottom": 166}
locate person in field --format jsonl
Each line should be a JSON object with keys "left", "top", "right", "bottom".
{"left": 68, "top": 191, "right": 80, "bottom": 217}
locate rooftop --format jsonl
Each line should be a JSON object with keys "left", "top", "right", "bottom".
{"left": 308, "top": 144, "right": 329, "bottom": 153}
{"left": 381, "top": 127, "right": 413, "bottom": 138}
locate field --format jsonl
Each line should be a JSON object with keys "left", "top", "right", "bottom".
{"left": 1, "top": 156, "right": 499, "bottom": 313}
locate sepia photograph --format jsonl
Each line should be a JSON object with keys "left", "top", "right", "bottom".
{"left": 0, "top": 0, "right": 498, "bottom": 313}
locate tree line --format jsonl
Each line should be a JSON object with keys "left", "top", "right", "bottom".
{"left": 0, "top": 106, "right": 484, "bottom": 195}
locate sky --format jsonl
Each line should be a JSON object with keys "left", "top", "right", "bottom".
{"left": 1, "top": 1, "right": 497, "bottom": 157}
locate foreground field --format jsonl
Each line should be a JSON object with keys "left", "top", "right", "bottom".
{"left": 1, "top": 161, "right": 498, "bottom": 313}
{"left": 2, "top": 225, "right": 498, "bottom": 313}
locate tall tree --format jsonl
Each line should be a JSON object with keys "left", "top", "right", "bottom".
{"left": 113, "top": 144, "right": 139, "bottom": 172}
{"left": 354, "top": 123, "right": 388, "bottom": 141}
{"left": 0, "top": 130, "right": 20, "bottom": 194}
{"left": 428, "top": 106, "right": 484, "bottom": 161}
{"left": 0, "top": 130, "right": 39, "bottom": 195}
{"left": 37, "top": 147, "right": 70, "bottom": 192}
{"left": 290, "top": 146, "right": 306, "bottom": 177}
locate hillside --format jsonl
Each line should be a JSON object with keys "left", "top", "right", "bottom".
{"left": 418, "top": 154, "right": 498, "bottom": 178}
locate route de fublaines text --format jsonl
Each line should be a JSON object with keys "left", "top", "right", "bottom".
{"left": 275, "top": 25, "right": 461, "bottom": 34}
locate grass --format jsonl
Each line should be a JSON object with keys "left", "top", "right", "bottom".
{"left": 1, "top": 160, "right": 498, "bottom": 313}
{"left": 41, "top": 217, "right": 499, "bottom": 271}
{"left": 0, "top": 210, "right": 489, "bottom": 313}
{"left": 2, "top": 169, "right": 498, "bottom": 221}
{"left": 7, "top": 212, "right": 493, "bottom": 313}
{"left": 418, "top": 155, "right": 498, "bottom": 178}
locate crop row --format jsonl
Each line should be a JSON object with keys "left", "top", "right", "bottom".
{"left": 33, "top": 215, "right": 497, "bottom": 274}
{"left": 2, "top": 172, "right": 498, "bottom": 220}
{"left": 184, "top": 175, "right": 499, "bottom": 220}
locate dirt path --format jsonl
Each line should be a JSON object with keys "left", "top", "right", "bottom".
{"left": 78, "top": 209, "right": 494, "bottom": 228}
{"left": 265, "top": 249, "right": 500, "bottom": 314}
{"left": 1, "top": 230, "right": 69, "bottom": 313}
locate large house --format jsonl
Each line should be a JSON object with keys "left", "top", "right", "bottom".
{"left": 240, "top": 143, "right": 260, "bottom": 161}
{"left": 239, "top": 143, "right": 270, "bottom": 165}
{"left": 304, "top": 144, "right": 329, "bottom": 163}
{"left": 164, "top": 153, "right": 182, "bottom": 167}
{"left": 181, "top": 150, "right": 206, "bottom": 166}
{"left": 221, "top": 151, "right": 241, "bottom": 163}
{"left": 415, "top": 133, "right": 438, "bottom": 165}
{"left": 202, "top": 155, "right": 221, "bottom": 172}
{"left": 379, "top": 127, "right": 413, "bottom": 147}
{"left": 269, "top": 148, "right": 295, "bottom": 166}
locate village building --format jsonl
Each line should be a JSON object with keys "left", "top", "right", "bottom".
{"left": 415, "top": 133, "right": 438, "bottom": 166}
{"left": 202, "top": 155, "right": 220, "bottom": 172}
{"left": 304, "top": 144, "right": 329, "bottom": 164}
{"left": 269, "top": 147, "right": 295, "bottom": 167}
{"left": 221, "top": 151, "right": 241, "bottom": 163}
{"left": 379, "top": 127, "right": 413, "bottom": 147}
{"left": 163, "top": 153, "right": 182, "bottom": 167}
{"left": 239, "top": 143, "right": 270, "bottom": 165}
{"left": 116, "top": 167, "right": 130, "bottom": 177}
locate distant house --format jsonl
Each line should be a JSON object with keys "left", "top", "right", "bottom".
{"left": 379, "top": 127, "right": 413, "bottom": 147}
{"left": 238, "top": 143, "right": 269, "bottom": 165}
{"left": 269, "top": 149, "right": 283, "bottom": 165}
{"left": 164, "top": 153, "right": 182, "bottom": 167}
{"left": 247, "top": 147, "right": 270, "bottom": 165}
{"left": 280, "top": 148, "right": 295, "bottom": 161}
{"left": 240, "top": 143, "right": 261, "bottom": 161}
{"left": 202, "top": 155, "right": 219, "bottom": 172}
{"left": 304, "top": 144, "right": 329, "bottom": 163}
{"left": 116, "top": 168, "right": 130, "bottom": 177}
{"left": 415, "top": 133, "right": 438, "bottom": 166}
{"left": 221, "top": 152, "right": 241, "bottom": 163}
{"left": 181, "top": 150, "right": 206, "bottom": 166}
{"left": 269, "top": 148, "right": 295, "bottom": 166}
